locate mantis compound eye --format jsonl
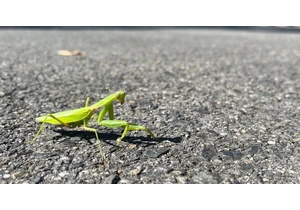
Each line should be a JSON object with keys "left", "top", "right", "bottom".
{"left": 116, "top": 91, "right": 126, "bottom": 104}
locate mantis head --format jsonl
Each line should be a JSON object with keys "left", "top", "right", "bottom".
{"left": 115, "top": 91, "right": 126, "bottom": 104}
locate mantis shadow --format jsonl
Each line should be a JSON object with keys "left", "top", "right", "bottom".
{"left": 52, "top": 129, "right": 182, "bottom": 147}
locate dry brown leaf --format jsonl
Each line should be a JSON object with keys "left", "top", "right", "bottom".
{"left": 57, "top": 50, "right": 86, "bottom": 57}
{"left": 72, "top": 50, "right": 86, "bottom": 57}
{"left": 155, "top": 59, "right": 162, "bottom": 65}
{"left": 57, "top": 50, "right": 74, "bottom": 56}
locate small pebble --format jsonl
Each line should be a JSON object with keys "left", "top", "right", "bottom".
{"left": 60, "top": 156, "right": 70, "bottom": 164}
{"left": 34, "top": 177, "right": 43, "bottom": 184}
{"left": 129, "top": 144, "right": 137, "bottom": 150}
{"left": 130, "top": 167, "right": 142, "bottom": 175}
{"left": 144, "top": 148, "right": 170, "bottom": 158}
{"left": 263, "top": 178, "right": 269, "bottom": 183}
{"left": 175, "top": 176, "right": 187, "bottom": 184}
{"left": 3, "top": 174, "right": 10, "bottom": 179}
{"left": 103, "top": 174, "right": 120, "bottom": 184}
{"left": 267, "top": 140, "right": 276, "bottom": 145}
{"left": 59, "top": 171, "right": 69, "bottom": 177}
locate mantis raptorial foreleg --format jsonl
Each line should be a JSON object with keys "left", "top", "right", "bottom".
{"left": 97, "top": 103, "right": 114, "bottom": 123}
{"left": 94, "top": 100, "right": 155, "bottom": 145}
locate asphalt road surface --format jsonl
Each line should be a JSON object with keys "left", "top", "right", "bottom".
{"left": 0, "top": 28, "right": 299, "bottom": 183}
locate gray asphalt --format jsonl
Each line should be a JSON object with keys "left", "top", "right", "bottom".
{"left": 0, "top": 28, "right": 299, "bottom": 183}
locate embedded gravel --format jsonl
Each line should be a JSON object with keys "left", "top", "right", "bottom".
{"left": 0, "top": 28, "right": 299, "bottom": 184}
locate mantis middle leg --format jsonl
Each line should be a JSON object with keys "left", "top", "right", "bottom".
{"left": 99, "top": 120, "right": 155, "bottom": 145}
{"left": 83, "top": 117, "right": 105, "bottom": 160}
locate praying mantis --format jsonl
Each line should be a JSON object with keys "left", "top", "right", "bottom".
{"left": 28, "top": 91, "right": 155, "bottom": 160}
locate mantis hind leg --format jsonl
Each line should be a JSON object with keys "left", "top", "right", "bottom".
{"left": 27, "top": 114, "right": 71, "bottom": 144}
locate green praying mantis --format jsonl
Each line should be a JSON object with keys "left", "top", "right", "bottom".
{"left": 28, "top": 91, "right": 155, "bottom": 160}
